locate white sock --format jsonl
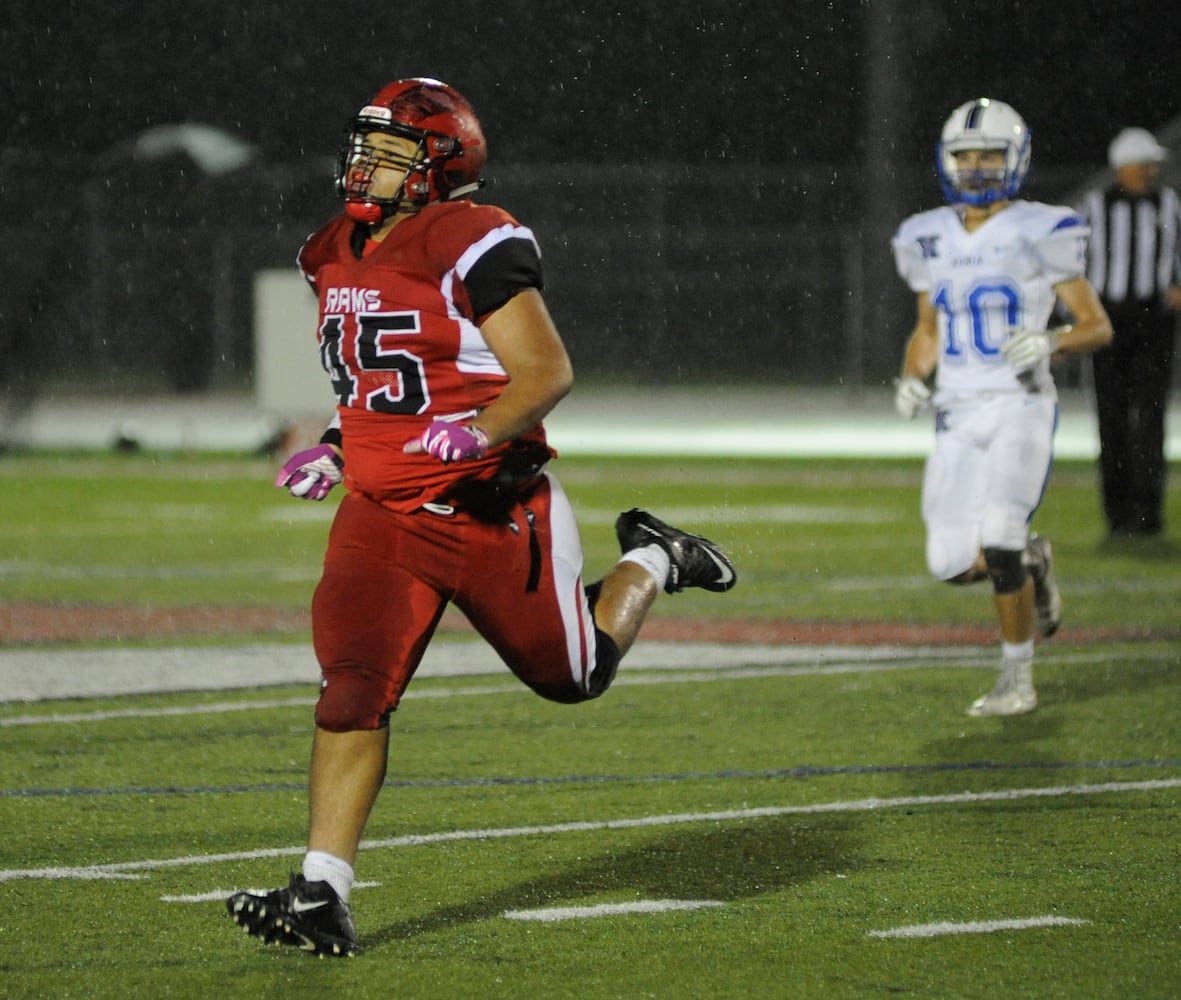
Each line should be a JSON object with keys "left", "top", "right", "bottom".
{"left": 1001, "top": 640, "right": 1034, "bottom": 663}
{"left": 303, "top": 850, "right": 355, "bottom": 903}
{"left": 619, "top": 544, "right": 671, "bottom": 589}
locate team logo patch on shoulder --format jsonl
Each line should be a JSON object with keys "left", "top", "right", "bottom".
{"left": 917, "top": 235, "right": 941, "bottom": 259}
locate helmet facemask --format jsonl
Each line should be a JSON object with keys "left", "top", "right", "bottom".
{"left": 936, "top": 99, "right": 1031, "bottom": 207}
{"left": 939, "top": 146, "right": 1011, "bottom": 206}
{"left": 334, "top": 81, "right": 487, "bottom": 225}
{"left": 336, "top": 124, "right": 436, "bottom": 224}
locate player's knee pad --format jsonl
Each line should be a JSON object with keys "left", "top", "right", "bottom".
{"left": 585, "top": 630, "right": 621, "bottom": 699}
{"left": 523, "top": 629, "right": 622, "bottom": 705}
{"left": 314, "top": 667, "right": 391, "bottom": 732}
{"left": 982, "top": 546, "right": 1027, "bottom": 595}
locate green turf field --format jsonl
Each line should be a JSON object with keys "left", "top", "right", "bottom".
{"left": 0, "top": 452, "right": 1178, "bottom": 998}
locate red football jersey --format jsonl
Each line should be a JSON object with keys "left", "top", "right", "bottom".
{"left": 297, "top": 201, "right": 551, "bottom": 512}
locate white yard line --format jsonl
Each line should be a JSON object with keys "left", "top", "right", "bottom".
{"left": 504, "top": 900, "right": 726, "bottom": 922}
{"left": 1, "top": 778, "right": 1176, "bottom": 884}
{"left": 867, "top": 916, "right": 1092, "bottom": 939}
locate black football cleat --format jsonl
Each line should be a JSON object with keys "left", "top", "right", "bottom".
{"left": 615, "top": 508, "right": 737, "bottom": 594}
{"left": 1024, "top": 533, "right": 1061, "bottom": 639}
{"left": 227, "top": 874, "right": 359, "bottom": 958}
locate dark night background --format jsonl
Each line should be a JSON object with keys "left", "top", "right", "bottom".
{"left": 2, "top": 0, "right": 1178, "bottom": 394}
{"left": 6, "top": 1, "right": 1178, "bottom": 169}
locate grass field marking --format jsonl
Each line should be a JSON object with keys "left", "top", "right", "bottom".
{"left": 6, "top": 756, "right": 1179, "bottom": 801}
{"left": 867, "top": 916, "right": 1092, "bottom": 939}
{"left": 503, "top": 900, "right": 727, "bottom": 922}
{"left": 0, "top": 683, "right": 532, "bottom": 728}
{"left": 0, "top": 697, "right": 315, "bottom": 727}
{"left": 4, "top": 777, "right": 1177, "bottom": 885}
{"left": 0, "top": 661, "right": 995, "bottom": 729}
{"left": 0, "top": 643, "right": 1174, "bottom": 726}
{"left": 259, "top": 504, "right": 337, "bottom": 523}
{"left": 0, "top": 652, "right": 978, "bottom": 726}
{"left": 0, "top": 843, "right": 307, "bottom": 883}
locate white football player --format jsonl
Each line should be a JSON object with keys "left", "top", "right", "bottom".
{"left": 891, "top": 98, "right": 1113, "bottom": 716}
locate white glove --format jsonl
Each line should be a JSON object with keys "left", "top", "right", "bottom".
{"left": 893, "top": 376, "right": 932, "bottom": 420}
{"left": 1001, "top": 327, "right": 1059, "bottom": 373}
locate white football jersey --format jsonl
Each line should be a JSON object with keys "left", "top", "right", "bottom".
{"left": 892, "top": 200, "right": 1090, "bottom": 399}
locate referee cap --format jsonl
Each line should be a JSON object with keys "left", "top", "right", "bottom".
{"left": 1108, "top": 127, "right": 1168, "bottom": 169}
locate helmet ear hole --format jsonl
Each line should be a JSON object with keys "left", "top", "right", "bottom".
{"left": 429, "top": 136, "right": 460, "bottom": 158}
{"left": 405, "top": 169, "right": 432, "bottom": 204}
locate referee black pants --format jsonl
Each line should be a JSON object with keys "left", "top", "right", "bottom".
{"left": 1091, "top": 304, "right": 1177, "bottom": 536}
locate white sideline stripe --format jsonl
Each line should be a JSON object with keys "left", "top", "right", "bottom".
{"left": 0, "top": 639, "right": 991, "bottom": 705}
{"left": 504, "top": 900, "right": 726, "bottom": 922}
{"left": 0, "top": 658, "right": 985, "bottom": 728}
{"left": 162, "top": 880, "right": 381, "bottom": 904}
{"left": 1, "top": 645, "right": 1173, "bottom": 728}
{"left": 2, "top": 778, "right": 1176, "bottom": 884}
{"left": 867, "top": 915, "right": 1091, "bottom": 939}
{"left": 0, "top": 697, "right": 316, "bottom": 727}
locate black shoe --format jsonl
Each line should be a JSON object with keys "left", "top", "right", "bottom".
{"left": 1024, "top": 533, "right": 1061, "bottom": 639}
{"left": 615, "top": 508, "right": 737, "bottom": 594}
{"left": 227, "top": 874, "right": 358, "bottom": 957}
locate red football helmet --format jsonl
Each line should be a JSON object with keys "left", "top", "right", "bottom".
{"left": 335, "top": 78, "right": 487, "bottom": 224}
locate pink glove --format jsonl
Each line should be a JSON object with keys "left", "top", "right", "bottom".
{"left": 403, "top": 419, "right": 490, "bottom": 463}
{"left": 275, "top": 444, "right": 343, "bottom": 500}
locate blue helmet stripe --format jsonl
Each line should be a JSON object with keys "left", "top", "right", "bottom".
{"left": 964, "top": 100, "right": 988, "bottom": 131}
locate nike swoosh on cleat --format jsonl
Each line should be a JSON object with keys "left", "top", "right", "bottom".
{"left": 290, "top": 898, "right": 330, "bottom": 914}
{"left": 704, "top": 549, "right": 735, "bottom": 584}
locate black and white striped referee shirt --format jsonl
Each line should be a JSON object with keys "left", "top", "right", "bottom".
{"left": 1081, "top": 184, "right": 1181, "bottom": 306}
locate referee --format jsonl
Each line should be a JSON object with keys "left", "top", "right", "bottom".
{"left": 1080, "top": 127, "right": 1181, "bottom": 540}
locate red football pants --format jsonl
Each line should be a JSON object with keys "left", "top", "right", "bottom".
{"left": 311, "top": 474, "right": 600, "bottom": 730}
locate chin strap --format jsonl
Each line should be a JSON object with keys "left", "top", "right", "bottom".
{"left": 446, "top": 181, "right": 484, "bottom": 199}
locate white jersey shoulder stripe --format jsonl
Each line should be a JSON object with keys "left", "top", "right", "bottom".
{"left": 454, "top": 223, "right": 541, "bottom": 281}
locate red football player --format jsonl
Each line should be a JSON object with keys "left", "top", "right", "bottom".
{"left": 228, "top": 78, "right": 736, "bottom": 957}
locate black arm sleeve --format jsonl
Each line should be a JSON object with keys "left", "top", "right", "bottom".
{"left": 463, "top": 236, "right": 545, "bottom": 318}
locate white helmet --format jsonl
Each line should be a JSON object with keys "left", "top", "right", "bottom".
{"left": 936, "top": 98, "right": 1031, "bottom": 206}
